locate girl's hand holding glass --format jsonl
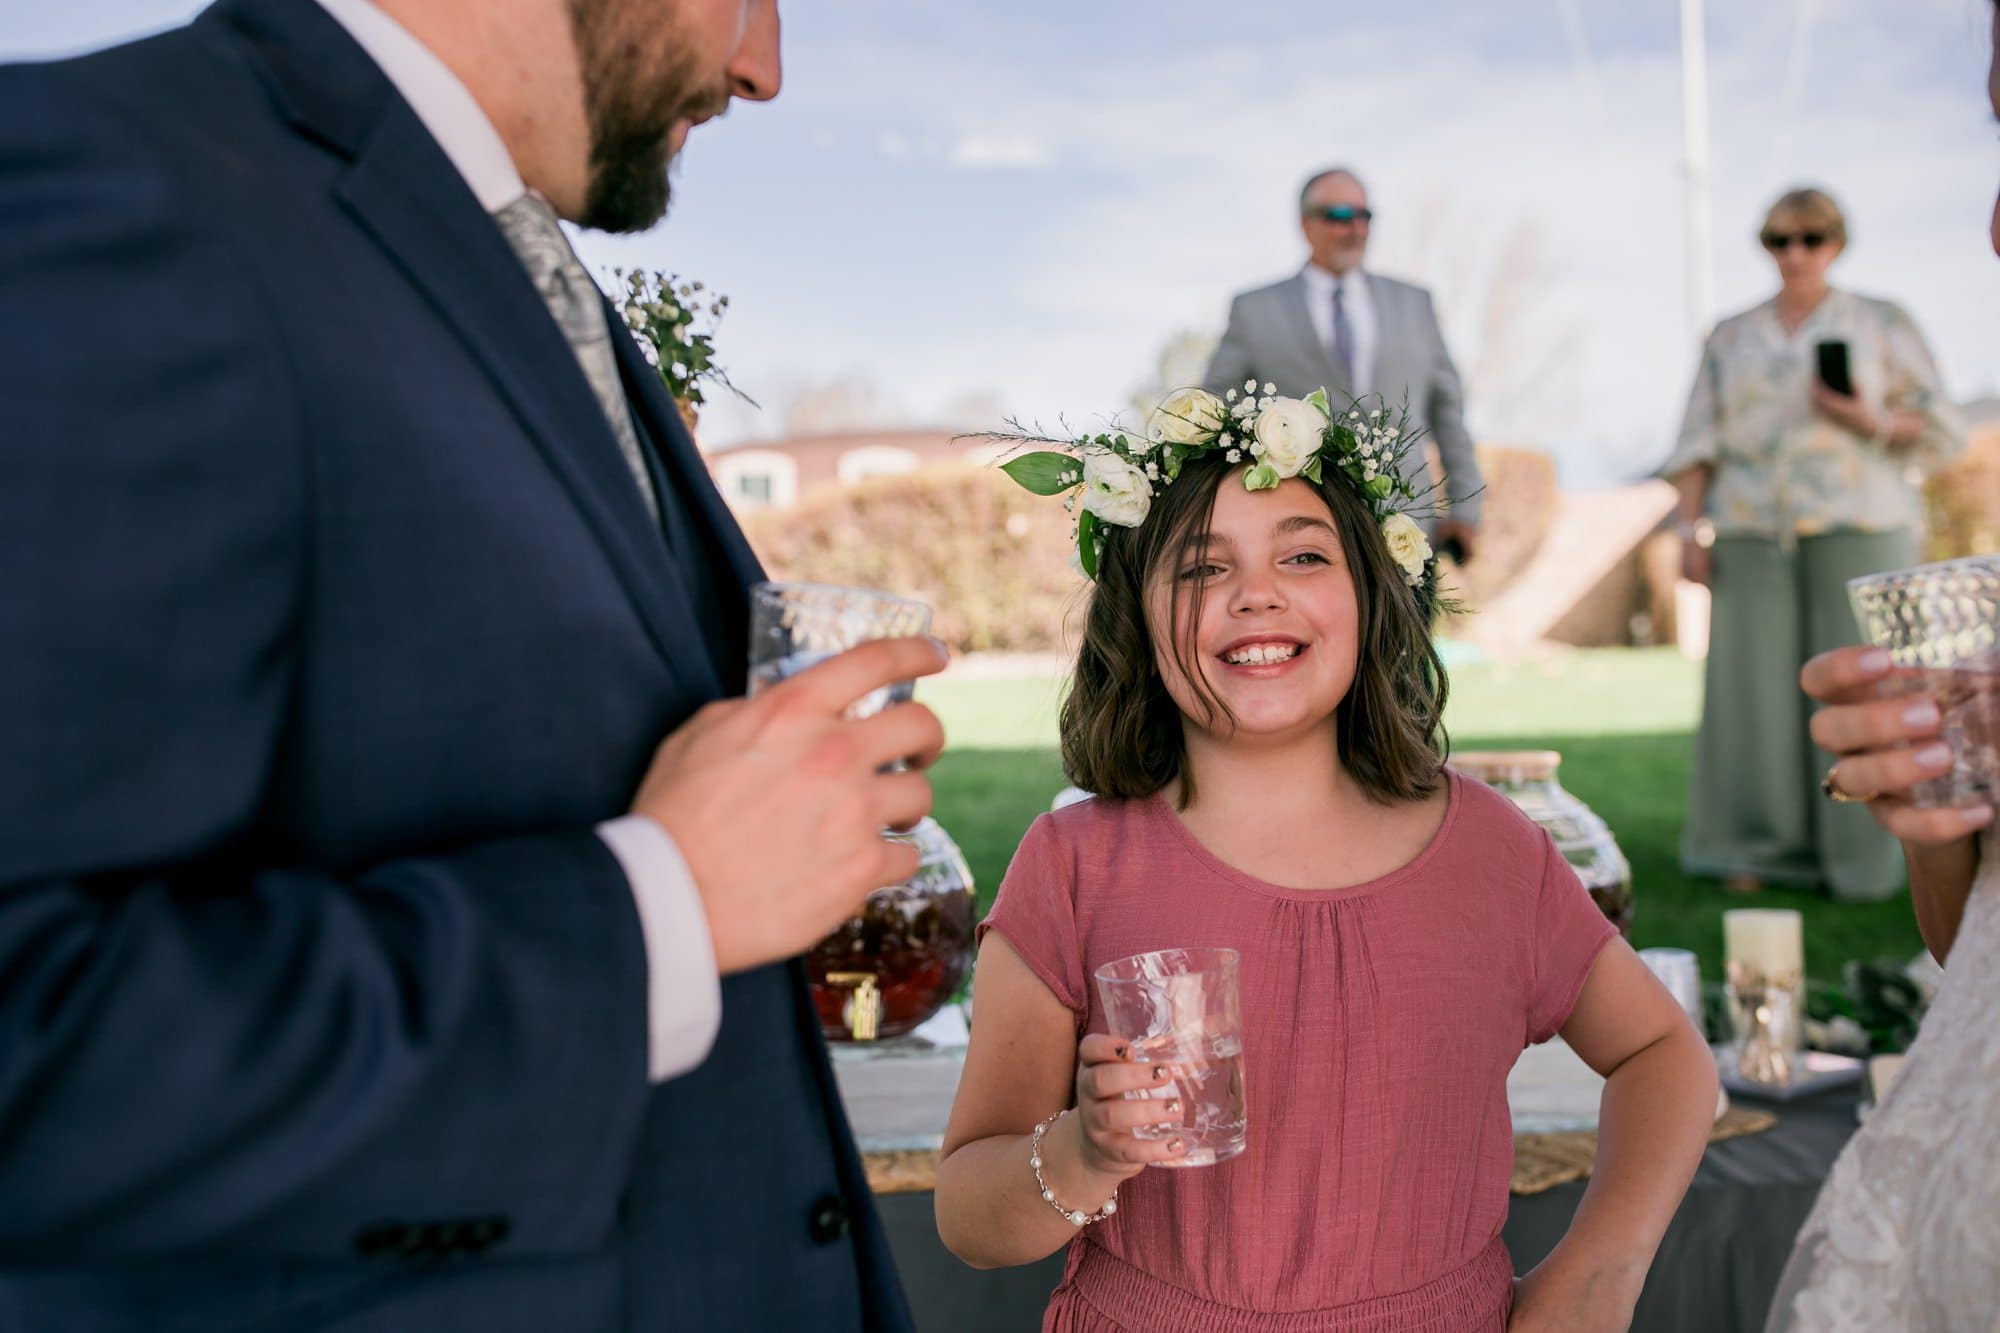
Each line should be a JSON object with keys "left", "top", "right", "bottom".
{"left": 1070, "top": 1033, "right": 1188, "bottom": 1176}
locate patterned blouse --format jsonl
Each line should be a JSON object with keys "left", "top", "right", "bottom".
{"left": 1660, "top": 288, "right": 1966, "bottom": 541}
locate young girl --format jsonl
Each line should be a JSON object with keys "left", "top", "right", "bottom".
{"left": 936, "top": 390, "right": 1718, "bottom": 1330}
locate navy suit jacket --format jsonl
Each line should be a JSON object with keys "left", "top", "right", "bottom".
{"left": 0, "top": 2, "right": 910, "bottom": 1329}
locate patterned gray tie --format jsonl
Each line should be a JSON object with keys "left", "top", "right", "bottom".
{"left": 491, "top": 192, "right": 661, "bottom": 523}
{"left": 1330, "top": 280, "right": 1356, "bottom": 393}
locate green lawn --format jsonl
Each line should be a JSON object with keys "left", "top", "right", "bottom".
{"left": 923, "top": 648, "right": 1926, "bottom": 985}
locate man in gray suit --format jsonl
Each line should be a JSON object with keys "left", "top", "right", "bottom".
{"left": 1204, "top": 166, "right": 1482, "bottom": 558}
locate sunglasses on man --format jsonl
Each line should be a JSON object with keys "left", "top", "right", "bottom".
{"left": 1761, "top": 231, "right": 1828, "bottom": 252}
{"left": 1309, "top": 205, "right": 1373, "bottom": 224}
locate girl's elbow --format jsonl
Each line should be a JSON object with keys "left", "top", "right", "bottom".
{"left": 934, "top": 1215, "right": 1016, "bottom": 1272}
{"left": 932, "top": 1174, "right": 1003, "bottom": 1271}
{"left": 1678, "top": 1027, "right": 1722, "bottom": 1105}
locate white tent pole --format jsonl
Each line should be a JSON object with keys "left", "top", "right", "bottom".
{"left": 1679, "top": 0, "right": 1716, "bottom": 341}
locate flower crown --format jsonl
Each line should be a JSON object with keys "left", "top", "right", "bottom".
{"left": 989, "top": 382, "right": 1452, "bottom": 619}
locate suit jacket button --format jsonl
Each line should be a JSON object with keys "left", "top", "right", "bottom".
{"left": 468, "top": 1216, "right": 510, "bottom": 1252}
{"left": 807, "top": 1194, "right": 849, "bottom": 1245}
{"left": 354, "top": 1222, "right": 406, "bottom": 1258}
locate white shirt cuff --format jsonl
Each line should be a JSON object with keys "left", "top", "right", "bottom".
{"left": 596, "top": 814, "right": 723, "bottom": 1083}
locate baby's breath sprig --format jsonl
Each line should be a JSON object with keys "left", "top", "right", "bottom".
{"left": 612, "top": 269, "right": 756, "bottom": 412}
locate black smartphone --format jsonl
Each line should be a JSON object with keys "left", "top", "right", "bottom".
{"left": 1816, "top": 340, "right": 1854, "bottom": 397}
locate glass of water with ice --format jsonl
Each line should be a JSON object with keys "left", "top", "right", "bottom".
{"left": 1092, "top": 947, "right": 1247, "bottom": 1167}
{"left": 747, "top": 581, "right": 934, "bottom": 712}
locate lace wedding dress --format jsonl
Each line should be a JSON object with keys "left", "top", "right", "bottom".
{"left": 1766, "top": 832, "right": 2000, "bottom": 1331}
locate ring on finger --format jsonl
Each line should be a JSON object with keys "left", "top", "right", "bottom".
{"left": 1821, "top": 763, "right": 1874, "bottom": 804}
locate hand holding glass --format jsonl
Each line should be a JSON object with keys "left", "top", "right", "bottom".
{"left": 1847, "top": 556, "right": 2000, "bottom": 809}
{"left": 746, "top": 581, "right": 936, "bottom": 844}
{"left": 1092, "top": 948, "right": 1247, "bottom": 1167}
{"left": 622, "top": 582, "right": 943, "bottom": 976}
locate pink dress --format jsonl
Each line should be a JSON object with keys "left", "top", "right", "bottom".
{"left": 979, "top": 772, "right": 1617, "bottom": 1332}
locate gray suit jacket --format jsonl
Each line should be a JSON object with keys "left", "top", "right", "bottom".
{"left": 1202, "top": 270, "right": 1481, "bottom": 525}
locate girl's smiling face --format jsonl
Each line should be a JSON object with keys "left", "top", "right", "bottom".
{"left": 1146, "top": 476, "right": 1361, "bottom": 745}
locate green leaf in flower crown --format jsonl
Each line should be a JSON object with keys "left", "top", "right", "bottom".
{"left": 1302, "top": 456, "right": 1324, "bottom": 485}
{"left": 1244, "top": 463, "right": 1281, "bottom": 491}
{"left": 1305, "top": 387, "right": 1331, "bottom": 417}
{"left": 1163, "top": 445, "right": 1184, "bottom": 482}
{"left": 1367, "top": 474, "right": 1395, "bottom": 499}
{"left": 1077, "top": 509, "right": 1101, "bottom": 579}
{"left": 1001, "top": 451, "right": 1081, "bottom": 496}
{"left": 1332, "top": 425, "right": 1356, "bottom": 454}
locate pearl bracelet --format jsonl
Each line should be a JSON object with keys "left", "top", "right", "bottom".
{"left": 1029, "top": 1109, "right": 1118, "bottom": 1227}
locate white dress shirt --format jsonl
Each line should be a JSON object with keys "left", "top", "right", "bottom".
{"left": 1300, "top": 262, "right": 1378, "bottom": 399}
{"left": 313, "top": 0, "right": 722, "bottom": 1085}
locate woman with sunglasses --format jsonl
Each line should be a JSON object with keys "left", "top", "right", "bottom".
{"left": 1662, "top": 186, "right": 1967, "bottom": 900}
{"left": 1768, "top": 8, "right": 2000, "bottom": 1327}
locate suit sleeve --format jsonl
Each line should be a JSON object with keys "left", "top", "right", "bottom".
{"left": 1201, "top": 294, "right": 1257, "bottom": 396}
{"left": 1419, "top": 290, "right": 1482, "bottom": 524}
{"left": 0, "top": 68, "right": 654, "bottom": 1263}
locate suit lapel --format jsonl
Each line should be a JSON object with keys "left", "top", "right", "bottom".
{"left": 336, "top": 143, "right": 704, "bottom": 681}
{"left": 609, "top": 313, "right": 764, "bottom": 691}
{"left": 1277, "top": 275, "right": 1348, "bottom": 397}
{"left": 220, "top": 0, "right": 704, "bottom": 681}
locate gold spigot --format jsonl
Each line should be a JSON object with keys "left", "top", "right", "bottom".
{"left": 825, "top": 972, "right": 883, "bottom": 1041}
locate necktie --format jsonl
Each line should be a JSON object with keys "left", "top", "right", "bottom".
{"left": 1330, "top": 280, "right": 1356, "bottom": 393}
{"left": 491, "top": 192, "right": 662, "bottom": 524}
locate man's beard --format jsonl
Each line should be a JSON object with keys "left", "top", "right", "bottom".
{"left": 567, "top": 0, "right": 730, "bottom": 234}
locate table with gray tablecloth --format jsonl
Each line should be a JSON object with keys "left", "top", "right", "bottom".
{"left": 863, "top": 1072, "right": 1860, "bottom": 1332}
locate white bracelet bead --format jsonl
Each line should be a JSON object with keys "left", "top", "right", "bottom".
{"left": 1029, "top": 1109, "right": 1118, "bottom": 1227}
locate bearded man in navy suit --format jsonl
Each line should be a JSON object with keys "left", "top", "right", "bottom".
{"left": 0, "top": 1, "right": 939, "bottom": 1328}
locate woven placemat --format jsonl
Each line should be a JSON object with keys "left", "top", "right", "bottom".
{"left": 1510, "top": 1106, "right": 1779, "bottom": 1196}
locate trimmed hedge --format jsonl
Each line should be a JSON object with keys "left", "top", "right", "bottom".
{"left": 1924, "top": 424, "right": 2000, "bottom": 562}
{"left": 741, "top": 467, "right": 1087, "bottom": 654}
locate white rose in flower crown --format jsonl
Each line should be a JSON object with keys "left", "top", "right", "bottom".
{"left": 1380, "top": 512, "right": 1432, "bottom": 585}
{"left": 1251, "top": 396, "right": 1328, "bottom": 478}
{"left": 1149, "top": 387, "right": 1228, "bottom": 445}
{"left": 1082, "top": 450, "right": 1153, "bottom": 527}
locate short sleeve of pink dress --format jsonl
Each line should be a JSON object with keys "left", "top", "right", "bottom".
{"left": 977, "top": 810, "right": 1088, "bottom": 1024}
{"left": 1527, "top": 817, "right": 1625, "bottom": 1045}
{"left": 972, "top": 774, "right": 1619, "bottom": 1332}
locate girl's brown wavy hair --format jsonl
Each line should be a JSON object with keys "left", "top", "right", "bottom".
{"left": 1059, "top": 455, "right": 1449, "bottom": 808}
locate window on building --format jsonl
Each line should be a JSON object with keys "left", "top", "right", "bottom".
{"left": 713, "top": 450, "right": 797, "bottom": 512}
{"left": 836, "top": 445, "right": 921, "bottom": 487}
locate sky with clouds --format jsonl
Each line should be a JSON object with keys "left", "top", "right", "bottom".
{"left": 11, "top": 0, "right": 1998, "bottom": 485}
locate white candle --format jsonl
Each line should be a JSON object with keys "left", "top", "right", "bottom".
{"left": 1723, "top": 909, "right": 1804, "bottom": 980}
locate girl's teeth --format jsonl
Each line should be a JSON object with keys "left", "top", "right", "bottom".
{"left": 1227, "top": 644, "right": 1298, "bottom": 665}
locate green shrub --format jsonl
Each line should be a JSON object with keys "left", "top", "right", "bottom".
{"left": 1924, "top": 424, "right": 2000, "bottom": 561}
{"left": 741, "top": 468, "right": 1086, "bottom": 654}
